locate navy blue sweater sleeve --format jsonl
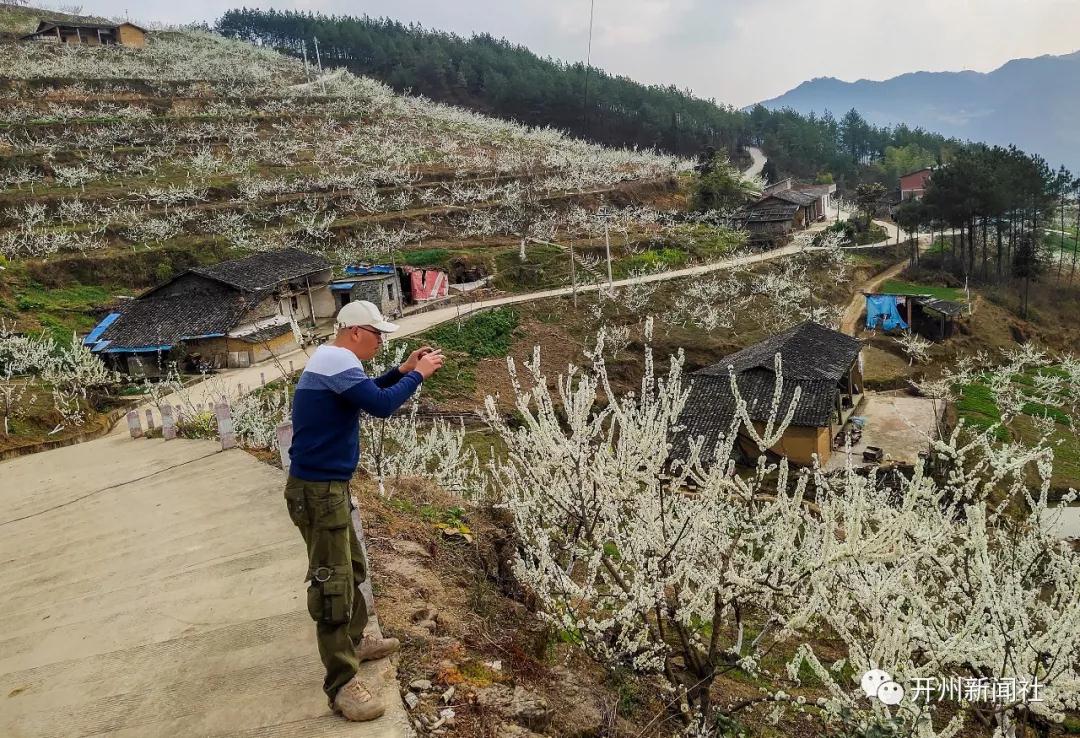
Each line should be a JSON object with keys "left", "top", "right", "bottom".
{"left": 340, "top": 370, "right": 423, "bottom": 418}
{"left": 373, "top": 366, "right": 404, "bottom": 388}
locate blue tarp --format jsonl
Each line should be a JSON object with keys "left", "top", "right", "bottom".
{"left": 344, "top": 265, "right": 395, "bottom": 276}
{"left": 866, "top": 295, "right": 908, "bottom": 331}
{"left": 330, "top": 282, "right": 356, "bottom": 291}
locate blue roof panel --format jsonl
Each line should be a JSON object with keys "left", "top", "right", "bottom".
{"left": 83, "top": 312, "right": 121, "bottom": 345}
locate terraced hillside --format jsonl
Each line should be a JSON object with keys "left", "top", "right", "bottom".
{"left": 0, "top": 20, "right": 743, "bottom": 339}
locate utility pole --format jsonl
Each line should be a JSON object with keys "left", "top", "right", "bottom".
{"left": 569, "top": 241, "right": 578, "bottom": 308}
{"left": 604, "top": 217, "right": 613, "bottom": 293}
{"left": 313, "top": 36, "right": 325, "bottom": 94}
{"left": 302, "top": 41, "right": 311, "bottom": 83}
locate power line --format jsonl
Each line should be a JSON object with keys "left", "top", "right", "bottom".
{"left": 582, "top": 0, "right": 595, "bottom": 138}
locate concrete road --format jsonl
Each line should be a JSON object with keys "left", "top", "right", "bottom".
{"left": 744, "top": 146, "right": 767, "bottom": 179}
{"left": 126, "top": 240, "right": 809, "bottom": 429}
{"left": 0, "top": 435, "right": 410, "bottom": 738}
{"left": 823, "top": 393, "right": 943, "bottom": 472}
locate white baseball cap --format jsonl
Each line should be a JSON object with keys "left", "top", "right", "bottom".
{"left": 335, "top": 300, "right": 398, "bottom": 333}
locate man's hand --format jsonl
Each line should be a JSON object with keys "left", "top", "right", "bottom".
{"left": 414, "top": 350, "right": 445, "bottom": 380}
{"left": 400, "top": 345, "right": 435, "bottom": 374}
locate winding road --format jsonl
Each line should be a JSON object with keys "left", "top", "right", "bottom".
{"left": 744, "top": 145, "right": 767, "bottom": 179}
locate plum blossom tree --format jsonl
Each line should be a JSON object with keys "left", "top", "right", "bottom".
{"left": 483, "top": 323, "right": 825, "bottom": 728}
{"left": 895, "top": 330, "right": 933, "bottom": 365}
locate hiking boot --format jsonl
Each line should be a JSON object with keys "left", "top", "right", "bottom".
{"left": 356, "top": 634, "right": 401, "bottom": 662}
{"left": 333, "top": 675, "right": 385, "bottom": 722}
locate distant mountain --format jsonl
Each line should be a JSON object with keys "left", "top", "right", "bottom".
{"left": 756, "top": 51, "right": 1080, "bottom": 171}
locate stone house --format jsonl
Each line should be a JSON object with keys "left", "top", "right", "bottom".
{"left": 741, "top": 182, "right": 835, "bottom": 243}
{"left": 330, "top": 266, "right": 404, "bottom": 318}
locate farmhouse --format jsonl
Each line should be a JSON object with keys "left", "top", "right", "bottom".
{"left": 764, "top": 178, "right": 837, "bottom": 217}
{"left": 331, "top": 265, "right": 404, "bottom": 318}
{"left": 740, "top": 202, "right": 800, "bottom": 243}
{"left": 900, "top": 167, "right": 933, "bottom": 200}
{"left": 21, "top": 20, "right": 148, "bottom": 47}
{"left": 676, "top": 321, "right": 865, "bottom": 467}
{"left": 85, "top": 248, "right": 334, "bottom": 376}
{"left": 741, "top": 182, "right": 834, "bottom": 242}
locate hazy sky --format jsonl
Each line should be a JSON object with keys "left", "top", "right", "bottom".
{"left": 69, "top": 0, "right": 1080, "bottom": 106}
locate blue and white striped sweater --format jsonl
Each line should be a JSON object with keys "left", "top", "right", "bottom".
{"left": 289, "top": 345, "right": 422, "bottom": 481}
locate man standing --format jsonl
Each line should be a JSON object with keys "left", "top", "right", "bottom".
{"left": 284, "top": 300, "right": 443, "bottom": 722}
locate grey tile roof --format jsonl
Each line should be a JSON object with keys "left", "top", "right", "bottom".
{"left": 741, "top": 203, "right": 799, "bottom": 223}
{"left": 95, "top": 249, "right": 330, "bottom": 351}
{"left": 237, "top": 322, "right": 293, "bottom": 344}
{"left": 761, "top": 190, "right": 819, "bottom": 207}
{"left": 97, "top": 282, "right": 260, "bottom": 350}
{"left": 792, "top": 184, "right": 835, "bottom": 197}
{"left": 192, "top": 248, "right": 331, "bottom": 292}
{"left": 697, "top": 321, "right": 862, "bottom": 384}
{"left": 673, "top": 322, "right": 861, "bottom": 464}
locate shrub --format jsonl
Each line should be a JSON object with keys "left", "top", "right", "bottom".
{"left": 177, "top": 411, "right": 217, "bottom": 439}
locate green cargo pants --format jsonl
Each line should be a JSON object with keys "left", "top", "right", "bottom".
{"left": 283, "top": 476, "right": 369, "bottom": 704}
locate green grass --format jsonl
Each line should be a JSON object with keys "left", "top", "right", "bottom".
{"left": 416, "top": 352, "right": 476, "bottom": 400}
{"left": 14, "top": 283, "right": 112, "bottom": 312}
{"left": 6, "top": 281, "right": 116, "bottom": 341}
{"left": 400, "top": 307, "right": 521, "bottom": 401}
{"left": 879, "top": 280, "right": 963, "bottom": 301}
{"left": 925, "top": 238, "right": 952, "bottom": 255}
{"left": 855, "top": 223, "right": 889, "bottom": 245}
{"left": 396, "top": 248, "right": 451, "bottom": 267}
{"left": 1044, "top": 229, "right": 1079, "bottom": 254}
{"left": 1021, "top": 401, "right": 1072, "bottom": 426}
{"left": 956, "top": 376, "right": 1078, "bottom": 462}
{"left": 493, "top": 244, "right": 567, "bottom": 291}
{"left": 614, "top": 247, "right": 686, "bottom": 275}
{"left": 955, "top": 382, "right": 1010, "bottom": 441}
{"left": 424, "top": 308, "right": 520, "bottom": 359}
{"left": 1012, "top": 415, "right": 1080, "bottom": 491}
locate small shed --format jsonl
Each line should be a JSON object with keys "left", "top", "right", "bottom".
{"left": 332, "top": 266, "right": 403, "bottom": 318}
{"left": 738, "top": 202, "right": 799, "bottom": 245}
{"left": 22, "top": 20, "right": 148, "bottom": 47}
{"left": 865, "top": 292, "right": 969, "bottom": 340}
